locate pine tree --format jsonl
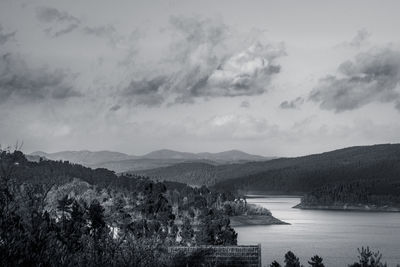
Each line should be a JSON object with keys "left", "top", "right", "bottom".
{"left": 308, "top": 255, "right": 324, "bottom": 267}
{"left": 284, "top": 251, "right": 301, "bottom": 267}
{"left": 270, "top": 260, "right": 282, "bottom": 267}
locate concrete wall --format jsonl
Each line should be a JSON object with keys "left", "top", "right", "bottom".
{"left": 168, "top": 244, "right": 261, "bottom": 267}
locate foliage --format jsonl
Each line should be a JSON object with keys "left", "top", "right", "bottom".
{"left": 308, "top": 255, "right": 324, "bottom": 267}
{"left": 214, "top": 144, "right": 400, "bottom": 202}
{"left": 301, "top": 181, "right": 400, "bottom": 208}
{"left": 349, "top": 247, "right": 387, "bottom": 267}
{"left": 284, "top": 251, "right": 301, "bottom": 267}
{"left": 270, "top": 260, "right": 282, "bottom": 267}
{"left": 0, "top": 149, "right": 239, "bottom": 266}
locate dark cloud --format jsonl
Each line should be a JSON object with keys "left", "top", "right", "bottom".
{"left": 36, "top": 6, "right": 81, "bottom": 37}
{"left": 45, "top": 23, "right": 80, "bottom": 38}
{"left": 0, "top": 25, "right": 15, "bottom": 45}
{"left": 310, "top": 48, "right": 400, "bottom": 112}
{"left": 109, "top": 104, "right": 121, "bottom": 111}
{"left": 0, "top": 53, "right": 82, "bottom": 104}
{"left": 121, "top": 76, "right": 166, "bottom": 107}
{"left": 280, "top": 97, "right": 304, "bottom": 109}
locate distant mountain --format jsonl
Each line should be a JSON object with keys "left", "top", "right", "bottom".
{"left": 141, "top": 149, "right": 270, "bottom": 162}
{"left": 29, "top": 149, "right": 271, "bottom": 173}
{"left": 141, "top": 149, "right": 201, "bottom": 160}
{"left": 30, "top": 150, "right": 136, "bottom": 166}
{"left": 134, "top": 144, "right": 400, "bottom": 189}
{"left": 196, "top": 150, "right": 267, "bottom": 162}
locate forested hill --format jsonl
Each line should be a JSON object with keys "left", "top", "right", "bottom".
{"left": 1, "top": 149, "right": 272, "bottom": 266}
{"left": 213, "top": 143, "right": 400, "bottom": 194}
{"left": 133, "top": 144, "right": 400, "bottom": 188}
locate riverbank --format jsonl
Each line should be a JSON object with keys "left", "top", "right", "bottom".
{"left": 230, "top": 214, "right": 289, "bottom": 227}
{"left": 294, "top": 203, "right": 400, "bottom": 212}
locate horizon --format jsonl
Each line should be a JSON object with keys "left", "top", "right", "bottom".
{"left": 25, "top": 142, "right": 398, "bottom": 158}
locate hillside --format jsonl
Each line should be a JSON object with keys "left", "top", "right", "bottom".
{"left": 30, "top": 149, "right": 271, "bottom": 173}
{"left": 213, "top": 144, "right": 400, "bottom": 194}
{"left": 134, "top": 144, "right": 400, "bottom": 191}
{"left": 135, "top": 162, "right": 219, "bottom": 186}
{"left": 1, "top": 150, "right": 270, "bottom": 266}
{"left": 31, "top": 150, "right": 136, "bottom": 166}
{"left": 95, "top": 158, "right": 216, "bottom": 173}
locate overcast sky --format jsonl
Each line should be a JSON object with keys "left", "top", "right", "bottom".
{"left": 1, "top": 0, "right": 400, "bottom": 157}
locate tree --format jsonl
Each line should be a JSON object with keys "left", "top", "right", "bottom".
{"left": 57, "top": 194, "right": 73, "bottom": 219}
{"left": 180, "top": 217, "right": 194, "bottom": 245}
{"left": 88, "top": 199, "right": 106, "bottom": 236}
{"left": 284, "top": 251, "right": 301, "bottom": 267}
{"left": 270, "top": 260, "right": 282, "bottom": 267}
{"left": 348, "top": 247, "right": 387, "bottom": 267}
{"left": 308, "top": 255, "right": 324, "bottom": 267}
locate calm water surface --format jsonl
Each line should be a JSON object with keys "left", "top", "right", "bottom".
{"left": 235, "top": 196, "right": 400, "bottom": 267}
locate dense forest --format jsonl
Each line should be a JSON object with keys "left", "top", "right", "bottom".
{"left": 299, "top": 180, "right": 400, "bottom": 209}
{"left": 2, "top": 149, "right": 271, "bottom": 266}
{"left": 133, "top": 144, "right": 400, "bottom": 191}
{"left": 213, "top": 144, "right": 400, "bottom": 200}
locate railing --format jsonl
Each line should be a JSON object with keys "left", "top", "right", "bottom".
{"left": 168, "top": 244, "right": 261, "bottom": 267}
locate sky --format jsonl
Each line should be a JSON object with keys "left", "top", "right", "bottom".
{"left": 1, "top": 0, "right": 400, "bottom": 157}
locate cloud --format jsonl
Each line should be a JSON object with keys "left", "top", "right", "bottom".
{"left": 109, "top": 104, "right": 121, "bottom": 111}
{"left": 349, "top": 29, "right": 371, "bottom": 48}
{"left": 120, "top": 16, "right": 285, "bottom": 106}
{"left": 0, "top": 25, "right": 15, "bottom": 45}
{"left": 36, "top": 6, "right": 81, "bottom": 37}
{"left": 240, "top": 100, "right": 250, "bottom": 108}
{"left": 205, "top": 42, "right": 283, "bottom": 97}
{"left": 191, "top": 114, "right": 278, "bottom": 140}
{"left": 310, "top": 47, "right": 400, "bottom": 112}
{"left": 121, "top": 76, "right": 167, "bottom": 107}
{"left": 280, "top": 97, "right": 304, "bottom": 109}
{"left": 340, "top": 29, "right": 371, "bottom": 49}
{"left": 82, "top": 24, "right": 124, "bottom": 47}
{"left": 36, "top": 6, "right": 126, "bottom": 45}
{"left": 0, "top": 53, "right": 82, "bottom": 104}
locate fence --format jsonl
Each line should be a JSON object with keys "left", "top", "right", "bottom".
{"left": 168, "top": 244, "right": 261, "bottom": 267}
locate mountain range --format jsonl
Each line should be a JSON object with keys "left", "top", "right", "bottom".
{"left": 30, "top": 149, "right": 272, "bottom": 172}
{"left": 132, "top": 144, "right": 400, "bottom": 191}
{"left": 28, "top": 144, "right": 400, "bottom": 199}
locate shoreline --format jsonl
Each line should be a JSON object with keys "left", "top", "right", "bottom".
{"left": 294, "top": 203, "right": 400, "bottom": 212}
{"left": 230, "top": 215, "right": 289, "bottom": 227}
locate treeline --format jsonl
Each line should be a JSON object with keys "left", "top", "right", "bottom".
{"left": 214, "top": 144, "right": 400, "bottom": 197}
{"left": 300, "top": 180, "right": 400, "bottom": 207}
{"left": 0, "top": 149, "right": 245, "bottom": 266}
{"left": 267, "top": 247, "right": 391, "bottom": 267}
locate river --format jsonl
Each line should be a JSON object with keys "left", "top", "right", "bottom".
{"left": 235, "top": 196, "right": 400, "bottom": 266}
